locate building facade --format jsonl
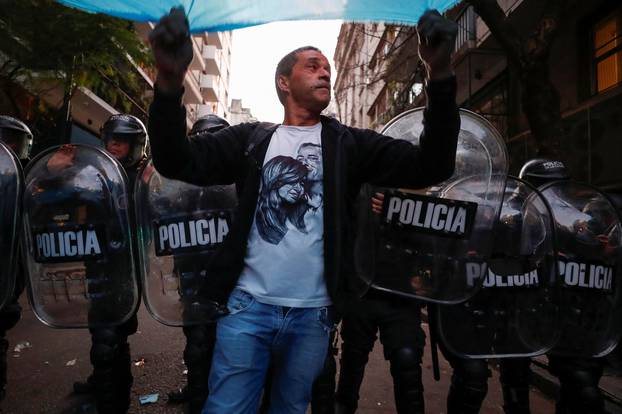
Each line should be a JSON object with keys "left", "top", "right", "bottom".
{"left": 333, "top": 22, "right": 424, "bottom": 131}
{"left": 333, "top": 0, "right": 622, "bottom": 190}
{"left": 135, "top": 25, "right": 233, "bottom": 129}
{"left": 228, "top": 98, "right": 257, "bottom": 125}
{"left": 0, "top": 21, "right": 233, "bottom": 149}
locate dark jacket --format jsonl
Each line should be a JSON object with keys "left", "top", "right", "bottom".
{"left": 148, "top": 77, "right": 460, "bottom": 314}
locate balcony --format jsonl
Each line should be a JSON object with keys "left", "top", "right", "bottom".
{"left": 184, "top": 74, "right": 203, "bottom": 105}
{"left": 202, "top": 45, "right": 221, "bottom": 76}
{"left": 200, "top": 74, "right": 218, "bottom": 101}
{"left": 205, "top": 32, "right": 223, "bottom": 49}
{"left": 189, "top": 37, "right": 206, "bottom": 71}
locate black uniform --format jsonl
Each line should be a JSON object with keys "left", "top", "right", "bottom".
{"left": 335, "top": 289, "right": 426, "bottom": 414}
{"left": 0, "top": 115, "right": 32, "bottom": 401}
{"left": 167, "top": 114, "right": 230, "bottom": 414}
{"left": 73, "top": 114, "right": 147, "bottom": 414}
{"left": 445, "top": 159, "right": 607, "bottom": 414}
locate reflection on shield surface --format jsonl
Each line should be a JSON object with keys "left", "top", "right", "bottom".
{"left": 539, "top": 181, "right": 622, "bottom": 357}
{"left": 135, "top": 160, "right": 237, "bottom": 326}
{"left": 0, "top": 142, "right": 23, "bottom": 310}
{"left": 355, "top": 108, "right": 508, "bottom": 303}
{"left": 22, "top": 144, "right": 138, "bottom": 328}
{"left": 437, "top": 177, "right": 560, "bottom": 358}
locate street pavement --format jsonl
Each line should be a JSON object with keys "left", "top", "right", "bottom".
{"left": 2, "top": 298, "right": 555, "bottom": 413}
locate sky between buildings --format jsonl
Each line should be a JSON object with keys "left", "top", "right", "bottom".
{"left": 229, "top": 20, "right": 342, "bottom": 123}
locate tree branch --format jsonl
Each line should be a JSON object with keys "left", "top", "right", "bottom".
{"left": 466, "top": 0, "right": 523, "bottom": 67}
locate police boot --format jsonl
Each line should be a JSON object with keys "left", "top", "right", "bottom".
{"left": 72, "top": 374, "right": 96, "bottom": 394}
{"left": 335, "top": 346, "right": 370, "bottom": 413}
{"left": 311, "top": 352, "right": 337, "bottom": 414}
{"left": 500, "top": 358, "right": 531, "bottom": 414}
{"left": 113, "top": 340, "right": 133, "bottom": 413}
{"left": 184, "top": 324, "right": 215, "bottom": 414}
{"left": 0, "top": 301, "right": 22, "bottom": 401}
{"left": 90, "top": 328, "right": 125, "bottom": 414}
{"left": 389, "top": 347, "right": 425, "bottom": 414}
{"left": 0, "top": 336, "right": 8, "bottom": 401}
{"left": 447, "top": 359, "right": 490, "bottom": 414}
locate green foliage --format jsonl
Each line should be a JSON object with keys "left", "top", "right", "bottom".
{"left": 0, "top": 0, "right": 152, "bottom": 114}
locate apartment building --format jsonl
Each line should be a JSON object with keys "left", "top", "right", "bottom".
{"left": 135, "top": 25, "right": 233, "bottom": 129}
{"left": 334, "top": 0, "right": 622, "bottom": 189}
{"left": 333, "top": 22, "right": 424, "bottom": 131}
{"left": 228, "top": 99, "right": 257, "bottom": 125}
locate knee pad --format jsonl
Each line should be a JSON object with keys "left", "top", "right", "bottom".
{"left": 389, "top": 347, "right": 422, "bottom": 381}
{"left": 499, "top": 359, "right": 531, "bottom": 414}
{"left": 90, "top": 328, "right": 121, "bottom": 366}
{"left": 447, "top": 359, "right": 490, "bottom": 414}
{"left": 118, "top": 314, "right": 138, "bottom": 337}
{"left": 558, "top": 368, "right": 604, "bottom": 413}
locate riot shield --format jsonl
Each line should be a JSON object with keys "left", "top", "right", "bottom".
{"left": 355, "top": 108, "right": 508, "bottom": 303}
{"left": 539, "top": 180, "right": 622, "bottom": 357}
{"left": 0, "top": 142, "right": 23, "bottom": 310}
{"left": 437, "top": 176, "right": 560, "bottom": 358}
{"left": 135, "top": 161, "right": 237, "bottom": 326}
{"left": 22, "top": 144, "right": 138, "bottom": 328}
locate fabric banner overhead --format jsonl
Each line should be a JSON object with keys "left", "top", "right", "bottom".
{"left": 55, "top": 0, "right": 461, "bottom": 32}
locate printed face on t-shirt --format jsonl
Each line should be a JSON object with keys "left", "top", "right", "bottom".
{"left": 296, "top": 143, "right": 322, "bottom": 181}
{"left": 278, "top": 180, "right": 305, "bottom": 204}
{"left": 254, "top": 130, "right": 324, "bottom": 246}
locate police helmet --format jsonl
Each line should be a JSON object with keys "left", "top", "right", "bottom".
{"left": 101, "top": 114, "right": 147, "bottom": 167}
{"left": 519, "top": 158, "right": 570, "bottom": 188}
{"left": 0, "top": 115, "right": 33, "bottom": 160}
{"left": 190, "top": 114, "right": 230, "bottom": 136}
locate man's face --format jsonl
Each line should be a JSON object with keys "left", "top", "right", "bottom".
{"left": 282, "top": 50, "right": 331, "bottom": 113}
{"left": 105, "top": 137, "right": 130, "bottom": 161}
{"left": 297, "top": 146, "right": 323, "bottom": 180}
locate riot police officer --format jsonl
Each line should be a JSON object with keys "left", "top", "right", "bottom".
{"left": 165, "top": 113, "right": 231, "bottom": 413}
{"left": 439, "top": 187, "right": 538, "bottom": 414}
{"left": 444, "top": 158, "right": 607, "bottom": 414}
{"left": 0, "top": 115, "right": 32, "bottom": 400}
{"left": 335, "top": 194, "right": 426, "bottom": 414}
{"left": 73, "top": 113, "right": 147, "bottom": 414}
{"left": 520, "top": 158, "right": 607, "bottom": 414}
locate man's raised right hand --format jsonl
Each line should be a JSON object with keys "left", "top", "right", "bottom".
{"left": 149, "top": 7, "right": 193, "bottom": 95}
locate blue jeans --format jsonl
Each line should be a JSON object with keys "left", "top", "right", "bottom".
{"left": 203, "top": 289, "right": 334, "bottom": 414}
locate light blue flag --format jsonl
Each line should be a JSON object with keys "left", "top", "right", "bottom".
{"left": 55, "top": 0, "right": 461, "bottom": 32}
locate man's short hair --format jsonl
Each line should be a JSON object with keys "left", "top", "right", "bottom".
{"left": 275, "top": 46, "right": 321, "bottom": 105}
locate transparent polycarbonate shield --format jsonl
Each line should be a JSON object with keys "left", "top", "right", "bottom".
{"left": 22, "top": 144, "right": 138, "bottom": 328}
{"left": 437, "top": 177, "right": 560, "bottom": 358}
{"left": 0, "top": 142, "right": 23, "bottom": 310}
{"left": 354, "top": 108, "right": 508, "bottom": 303}
{"left": 135, "top": 161, "right": 237, "bottom": 326}
{"left": 539, "top": 181, "right": 622, "bottom": 357}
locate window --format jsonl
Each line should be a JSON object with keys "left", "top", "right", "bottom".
{"left": 455, "top": 6, "right": 476, "bottom": 52}
{"left": 592, "top": 9, "right": 622, "bottom": 93}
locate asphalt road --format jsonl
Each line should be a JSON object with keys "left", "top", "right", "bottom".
{"left": 2, "top": 298, "right": 555, "bottom": 413}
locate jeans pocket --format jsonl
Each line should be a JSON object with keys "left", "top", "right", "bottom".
{"left": 226, "top": 289, "right": 255, "bottom": 316}
{"left": 316, "top": 306, "right": 336, "bottom": 333}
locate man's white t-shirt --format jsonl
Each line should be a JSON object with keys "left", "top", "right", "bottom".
{"left": 236, "top": 122, "right": 331, "bottom": 307}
